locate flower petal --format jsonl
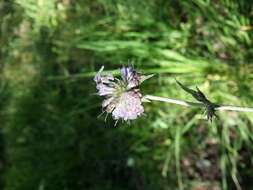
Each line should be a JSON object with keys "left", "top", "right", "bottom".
{"left": 96, "top": 83, "right": 116, "bottom": 96}
{"left": 94, "top": 66, "right": 104, "bottom": 83}
{"left": 120, "top": 66, "right": 140, "bottom": 89}
{"left": 94, "top": 66, "right": 114, "bottom": 84}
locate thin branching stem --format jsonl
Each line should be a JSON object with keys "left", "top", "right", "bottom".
{"left": 144, "top": 95, "right": 253, "bottom": 113}
{"left": 216, "top": 106, "right": 253, "bottom": 112}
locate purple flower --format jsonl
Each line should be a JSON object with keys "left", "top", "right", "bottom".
{"left": 94, "top": 66, "right": 152, "bottom": 122}
{"left": 120, "top": 66, "right": 140, "bottom": 89}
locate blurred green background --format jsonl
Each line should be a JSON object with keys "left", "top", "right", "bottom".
{"left": 1, "top": 0, "right": 253, "bottom": 189}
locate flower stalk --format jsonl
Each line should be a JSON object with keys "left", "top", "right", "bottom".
{"left": 144, "top": 95, "right": 253, "bottom": 113}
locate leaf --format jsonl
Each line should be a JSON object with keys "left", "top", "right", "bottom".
{"left": 139, "top": 74, "right": 155, "bottom": 83}
{"left": 176, "top": 79, "right": 209, "bottom": 104}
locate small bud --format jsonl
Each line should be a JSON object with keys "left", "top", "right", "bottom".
{"left": 176, "top": 80, "right": 219, "bottom": 122}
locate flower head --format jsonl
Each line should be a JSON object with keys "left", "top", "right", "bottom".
{"left": 94, "top": 66, "right": 152, "bottom": 121}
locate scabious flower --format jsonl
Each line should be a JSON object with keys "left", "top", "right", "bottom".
{"left": 94, "top": 66, "right": 152, "bottom": 121}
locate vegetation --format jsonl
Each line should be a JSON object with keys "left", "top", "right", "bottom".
{"left": 1, "top": 0, "right": 253, "bottom": 189}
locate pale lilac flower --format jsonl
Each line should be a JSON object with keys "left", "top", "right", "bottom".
{"left": 94, "top": 66, "right": 152, "bottom": 122}
{"left": 112, "top": 90, "right": 144, "bottom": 121}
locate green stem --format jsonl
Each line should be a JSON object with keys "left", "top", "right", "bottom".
{"left": 144, "top": 95, "right": 253, "bottom": 113}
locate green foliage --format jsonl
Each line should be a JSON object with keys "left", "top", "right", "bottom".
{"left": 1, "top": 0, "right": 253, "bottom": 190}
